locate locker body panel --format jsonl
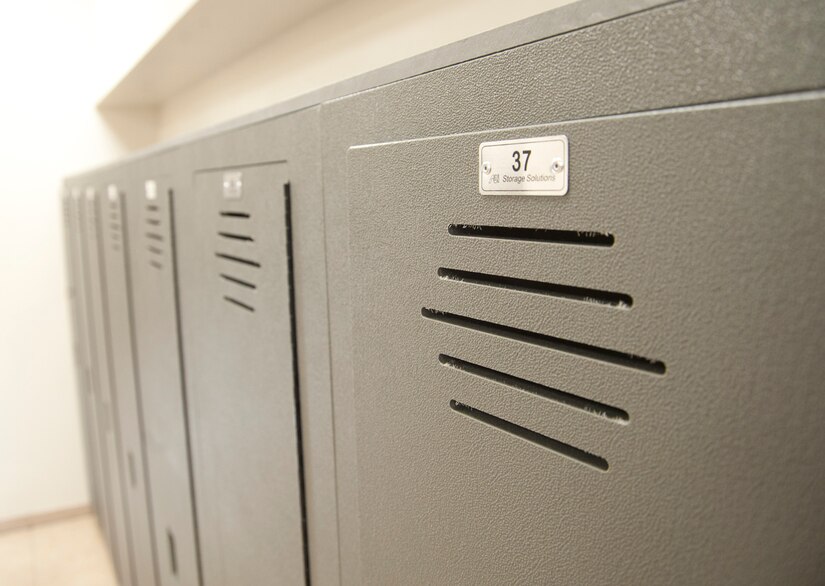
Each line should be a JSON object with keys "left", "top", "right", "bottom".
{"left": 80, "top": 190, "right": 135, "bottom": 586}
{"left": 99, "top": 186, "right": 159, "bottom": 586}
{"left": 177, "top": 161, "right": 305, "bottom": 586}
{"left": 345, "top": 96, "right": 825, "bottom": 584}
{"left": 127, "top": 166, "right": 202, "bottom": 586}
{"left": 176, "top": 106, "right": 337, "bottom": 586}
{"left": 63, "top": 193, "right": 105, "bottom": 523}
{"left": 318, "top": 1, "right": 825, "bottom": 582}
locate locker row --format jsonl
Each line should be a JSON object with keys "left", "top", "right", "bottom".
{"left": 61, "top": 1, "right": 825, "bottom": 584}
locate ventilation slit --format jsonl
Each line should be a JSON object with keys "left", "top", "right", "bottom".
{"left": 223, "top": 295, "right": 255, "bottom": 312}
{"left": 439, "top": 354, "right": 628, "bottom": 422}
{"left": 217, "top": 207, "right": 257, "bottom": 311}
{"left": 146, "top": 205, "right": 165, "bottom": 269}
{"left": 215, "top": 252, "right": 260, "bottom": 267}
{"left": 111, "top": 213, "right": 122, "bottom": 252}
{"left": 448, "top": 224, "right": 614, "bottom": 246}
{"left": 450, "top": 400, "right": 608, "bottom": 471}
{"left": 220, "top": 273, "right": 256, "bottom": 289}
{"left": 438, "top": 267, "right": 632, "bottom": 307}
{"left": 422, "top": 308, "right": 665, "bottom": 375}
{"left": 218, "top": 231, "right": 254, "bottom": 242}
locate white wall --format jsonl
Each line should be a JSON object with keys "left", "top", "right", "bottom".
{"left": 94, "top": 0, "right": 198, "bottom": 100}
{"left": 158, "top": 0, "right": 576, "bottom": 140}
{"left": 0, "top": 0, "right": 165, "bottom": 524}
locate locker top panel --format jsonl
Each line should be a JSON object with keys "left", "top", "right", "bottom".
{"left": 66, "top": 0, "right": 678, "bottom": 180}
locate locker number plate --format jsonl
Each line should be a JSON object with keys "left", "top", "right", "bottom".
{"left": 479, "top": 135, "right": 568, "bottom": 196}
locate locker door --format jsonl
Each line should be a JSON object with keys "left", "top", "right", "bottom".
{"left": 63, "top": 191, "right": 103, "bottom": 521}
{"left": 81, "top": 188, "right": 135, "bottom": 586}
{"left": 75, "top": 187, "right": 115, "bottom": 553}
{"left": 100, "top": 185, "right": 159, "bottom": 586}
{"left": 345, "top": 96, "right": 825, "bottom": 584}
{"left": 180, "top": 164, "right": 306, "bottom": 585}
{"left": 129, "top": 176, "right": 201, "bottom": 586}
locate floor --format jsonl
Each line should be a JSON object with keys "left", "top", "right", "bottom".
{"left": 0, "top": 513, "right": 118, "bottom": 586}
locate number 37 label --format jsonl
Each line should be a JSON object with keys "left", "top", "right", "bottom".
{"left": 478, "top": 135, "right": 568, "bottom": 196}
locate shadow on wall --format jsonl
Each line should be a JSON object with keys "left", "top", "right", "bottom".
{"left": 98, "top": 106, "right": 160, "bottom": 155}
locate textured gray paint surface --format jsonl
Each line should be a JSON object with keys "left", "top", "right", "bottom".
{"left": 178, "top": 106, "right": 339, "bottom": 586}
{"left": 63, "top": 194, "right": 104, "bottom": 523}
{"left": 72, "top": 193, "right": 113, "bottom": 547}
{"left": 81, "top": 190, "right": 135, "bottom": 586}
{"left": 347, "top": 94, "right": 825, "bottom": 584}
{"left": 98, "top": 186, "right": 158, "bottom": 586}
{"left": 125, "top": 164, "right": 202, "bottom": 586}
{"left": 60, "top": 0, "right": 825, "bottom": 584}
{"left": 320, "top": 1, "right": 825, "bottom": 582}
{"left": 177, "top": 162, "right": 305, "bottom": 585}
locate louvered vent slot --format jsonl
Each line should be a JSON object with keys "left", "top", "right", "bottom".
{"left": 218, "top": 231, "right": 254, "bottom": 242}
{"left": 437, "top": 267, "right": 632, "bottom": 308}
{"left": 108, "top": 200, "right": 122, "bottom": 252}
{"left": 145, "top": 202, "right": 164, "bottom": 270}
{"left": 219, "top": 273, "right": 256, "bottom": 289}
{"left": 449, "top": 400, "right": 609, "bottom": 471}
{"left": 447, "top": 224, "right": 615, "bottom": 246}
{"left": 439, "top": 354, "right": 628, "bottom": 422}
{"left": 88, "top": 200, "right": 98, "bottom": 236}
{"left": 217, "top": 209, "right": 258, "bottom": 312}
{"left": 432, "top": 224, "right": 667, "bottom": 471}
{"left": 423, "top": 308, "right": 664, "bottom": 374}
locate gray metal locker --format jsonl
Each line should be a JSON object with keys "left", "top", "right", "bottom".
{"left": 344, "top": 96, "right": 825, "bottom": 584}
{"left": 71, "top": 187, "right": 112, "bottom": 546}
{"left": 60, "top": 0, "right": 825, "bottom": 584}
{"left": 75, "top": 187, "right": 117, "bottom": 552}
{"left": 99, "top": 183, "right": 159, "bottom": 586}
{"left": 177, "top": 162, "right": 306, "bottom": 585}
{"left": 62, "top": 191, "right": 103, "bottom": 521}
{"left": 80, "top": 188, "right": 135, "bottom": 585}
{"left": 126, "top": 167, "right": 202, "bottom": 586}
{"left": 318, "top": 0, "right": 825, "bottom": 583}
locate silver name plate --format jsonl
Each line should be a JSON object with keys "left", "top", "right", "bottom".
{"left": 479, "top": 135, "right": 568, "bottom": 196}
